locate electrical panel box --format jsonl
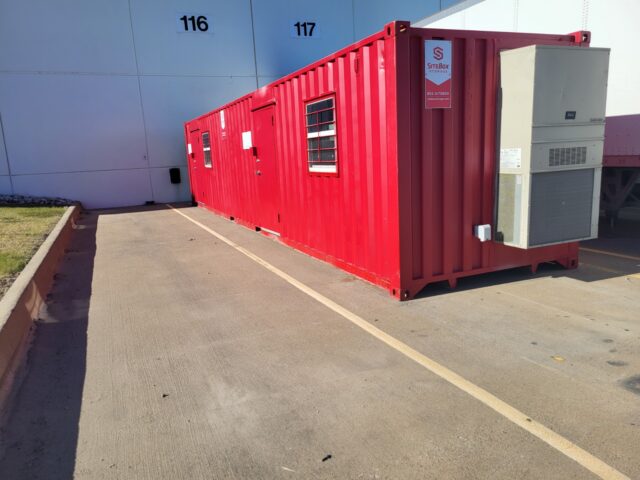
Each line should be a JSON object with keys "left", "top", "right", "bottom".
{"left": 496, "top": 45, "right": 610, "bottom": 249}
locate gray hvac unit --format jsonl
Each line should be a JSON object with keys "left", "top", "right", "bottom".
{"left": 496, "top": 44, "right": 610, "bottom": 249}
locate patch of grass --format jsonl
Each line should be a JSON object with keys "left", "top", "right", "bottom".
{"left": 0, "top": 252, "right": 28, "bottom": 275}
{"left": 0, "top": 206, "right": 66, "bottom": 297}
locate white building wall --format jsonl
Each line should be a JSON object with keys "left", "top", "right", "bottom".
{"left": 415, "top": 0, "right": 640, "bottom": 117}
{"left": 0, "top": 0, "right": 453, "bottom": 208}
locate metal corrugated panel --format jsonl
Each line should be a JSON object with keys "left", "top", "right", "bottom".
{"left": 396, "top": 27, "right": 585, "bottom": 296}
{"left": 273, "top": 34, "right": 400, "bottom": 288}
{"left": 603, "top": 114, "right": 640, "bottom": 167}
{"left": 185, "top": 26, "right": 401, "bottom": 291}
{"left": 216, "top": 97, "right": 257, "bottom": 225}
{"left": 191, "top": 96, "right": 260, "bottom": 227}
{"left": 185, "top": 23, "right": 588, "bottom": 300}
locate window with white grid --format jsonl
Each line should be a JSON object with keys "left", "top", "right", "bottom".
{"left": 305, "top": 97, "right": 337, "bottom": 174}
{"left": 202, "top": 131, "right": 212, "bottom": 168}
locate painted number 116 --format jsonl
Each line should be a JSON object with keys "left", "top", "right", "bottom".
{"left": 179, "top": 15, "right": 208, "bottom": 32}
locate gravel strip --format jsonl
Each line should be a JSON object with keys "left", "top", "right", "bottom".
{"left": 0, "top": 195, "right": 77, "bottom": 207}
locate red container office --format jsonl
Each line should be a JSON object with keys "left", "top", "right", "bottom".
{"left": 184, "top": 21, "right": 589, "bottom": 300}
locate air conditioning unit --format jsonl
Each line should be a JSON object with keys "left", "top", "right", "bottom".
{"left": 496, "top": 44, "right": 610, "bottom": 249}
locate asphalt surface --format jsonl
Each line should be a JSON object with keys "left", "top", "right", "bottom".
{"left": 0, "top": 204, "right": 638, "bottom": 479}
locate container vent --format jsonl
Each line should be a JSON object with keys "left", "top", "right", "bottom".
{"left": 548, "top": 146, "right": 587, "bottom": 167}
{"left": 529, "top": 169, "right": 594, "bottom": 246}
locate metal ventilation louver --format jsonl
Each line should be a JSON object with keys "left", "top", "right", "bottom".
{"left": 497, "top": 45, "right": 609, "bottom": 248}
{"left": 548, "top": 146, "right": 587, "bottom": 167}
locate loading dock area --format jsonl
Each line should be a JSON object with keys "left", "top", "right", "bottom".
{"left": 0, "top": 205, "right": 639, "bottom": 479}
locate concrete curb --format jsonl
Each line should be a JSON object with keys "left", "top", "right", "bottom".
{"left": 0, "top": 205, "right": 80, "bottom": 416}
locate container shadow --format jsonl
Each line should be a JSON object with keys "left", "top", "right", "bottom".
{"left": 0, "top": 209, "right": 97, "bottom": 480}
{"left": 585, "top": 212, "right": 640, "bottom": 254}
{"left": 415, "top": 217, "right": 640, "bottom": 299}
{"left": 86, "top": 201, "right": 192, "bottom": 215}
{"left": 576, "top": 215, "right": 640, "bottom": 281}
{"left": 413, "top": 263, "right": 565, "bottom": 299}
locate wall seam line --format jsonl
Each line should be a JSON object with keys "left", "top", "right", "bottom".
{"left": 126, "top": 0, "right": 155, "bottom": 202}
{"left": 249, "top": 0, "right": 260, "bottom": 88}
{"left": 0, "top": 112, "right": 15, "bottom": 194}
{"left": 0, "top": 71, "right": 259, "bottom": 78}
{"left": 9, "top": 165, "right": 187, "bottom": 177}
{"left": 352, "top": 0, "right": 356, "bottom": 40}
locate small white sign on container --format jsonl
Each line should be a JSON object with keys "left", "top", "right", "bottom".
{"left": 500, "top": 147, "right": 522, "bottom": 169}
{"left": 242, "top": 131, "right": 253, "bottom": 150}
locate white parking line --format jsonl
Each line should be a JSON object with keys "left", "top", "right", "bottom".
{"left": 170, "top": 205, "right": 630, "bottom": 480}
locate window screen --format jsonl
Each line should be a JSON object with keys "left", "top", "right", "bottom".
{"left": 202, "top": 131, "right": 212, "bottom": 167}
{"left": 305, "top": 97, "right": 337, "bottom": 173}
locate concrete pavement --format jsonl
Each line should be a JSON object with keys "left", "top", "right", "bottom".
{"left": 0, "top": 205, "right": 638, "bottom": 479}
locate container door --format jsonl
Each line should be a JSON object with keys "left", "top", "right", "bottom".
{"left": 253, "top": 105, "right": 280, "bottom": 232}
{"left": 188, "top": 128, "right": 204, "bottom": 203}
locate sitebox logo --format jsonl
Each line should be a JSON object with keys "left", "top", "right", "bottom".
{"left": 425, "top": 40, "right": 452, "bottom": 109}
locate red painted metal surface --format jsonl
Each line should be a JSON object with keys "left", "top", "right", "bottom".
{"left": 603, "top": 114, "right": 640, "bottom": 167}
{"left": 185, "top": 21, "right": 588, "bottom": 300}
{"left": 600, "top": 114, "right": 640, "bottom": 217}
{"left": 253, "top": 105, "right": 280, "bottom": 232}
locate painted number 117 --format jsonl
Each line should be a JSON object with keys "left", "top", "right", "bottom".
{"left": 292, "top": 21, "right": 316, "bottom": 37}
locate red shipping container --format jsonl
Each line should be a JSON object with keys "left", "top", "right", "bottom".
{"left": 184, "top": 21, "right": 590, "bottom": 300}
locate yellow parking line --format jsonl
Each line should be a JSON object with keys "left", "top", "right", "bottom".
{"left": 170, "top": 205, "right": 630, "bottom": 480}
{"left": 583, "top": 263, "right": 640, "bottom": 278}
{"left": 580, "top": 247, "right": 640, "bottom": 262}
{"left": 580, "top": 263, "right": 627, "bottom": 275}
